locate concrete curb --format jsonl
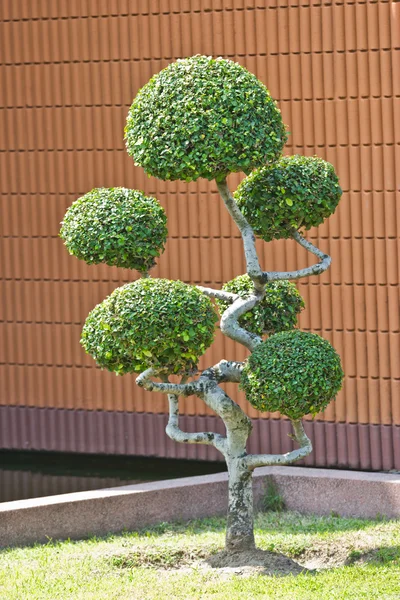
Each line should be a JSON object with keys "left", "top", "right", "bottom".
{"left": 1, "top": 467, "right": 399, "bottom": 548}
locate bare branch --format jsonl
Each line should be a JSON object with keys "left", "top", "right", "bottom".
{"left": 166, "top": 394, "right": 227, "bottom": 454}
{"left": 196, "top": 285, "right": 238, "bottom": 303}
{"left": 136, "top": 368, "right": 200, "bottom": 396}
{"left": 211, "top": 359, "right": 244, "bottom": 383}
{"left": 263, "top": 231, "right": 331, "bottom": 282}
{"left": 220, "top": 294, "right": 264, "bottom": 352}
{"left": 216, "top": 179, "right": 264, "bottom": 290}
{"left": 136, "top": 360, "right": 244, "bottom": 397}
{"left": 244, "top": 420, "right": 312, "bottom": 470}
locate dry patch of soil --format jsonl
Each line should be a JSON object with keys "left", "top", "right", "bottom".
{"left": 295, "top": 539, "right": 400, "bottom": 571}
{"left": 109, "top": 531, "right": 400, "bottom": 578}
{"left": 110, "top": 546, "right": 218, "bottom": 570}
{"left": 110, "top": 546, "right": 312, "bottom": 577}
{"left": 205, "top": 548, "right": 312, "bottom": 577}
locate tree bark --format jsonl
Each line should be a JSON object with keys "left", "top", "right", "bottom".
{"left": 225, "top": 459, "right": 255, "bottom": 552}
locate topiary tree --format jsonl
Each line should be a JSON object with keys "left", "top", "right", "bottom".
{"left": 61, "top": 55, "right": 344, "bottom": 557}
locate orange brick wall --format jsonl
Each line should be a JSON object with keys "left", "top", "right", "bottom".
{"left": 0, "top": 2, "right": 399, "bottom": 433}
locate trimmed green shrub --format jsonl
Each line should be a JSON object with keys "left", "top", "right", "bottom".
{"left": 240, "top": 330, "right": 344, "bottom": 419}
{"left": 60, "top": 188, "right": 168, "bottom": 274}
{"left": 216, "top": 275, "right": 304, "bottom": 336}
{"left": 81, "top": 278, "right": 218, "bottom": 375}
{"left": 235, "top": 155, "right": 342, "bottom": 242}
{"left": 125, "top": 55, "right": 287, "bottom": 182}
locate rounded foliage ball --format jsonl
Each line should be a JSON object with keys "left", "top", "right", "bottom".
{"left": 240, "top": 331, "right": 344, "bottom": 420}
{"left": 235, "top": 155, "right": 342, "bottom": 242}
{"left": 81, "top": 278, "right": 218, "bottom": 375}
{"left": 216, "top": 275, "right": 304, "bottom": 337}
{"left": 125, "top": 55, "right": 287, "bottom": 182}
{"left": 60, "top": 187, "right": 168, "bottom": 274}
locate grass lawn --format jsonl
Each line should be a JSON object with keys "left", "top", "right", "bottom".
{"left": 1, "top": 511, "right": 399, "bottom": 599}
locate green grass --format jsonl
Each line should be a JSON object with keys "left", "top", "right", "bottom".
{"left": 1, "top": 512, "right": 399, "bottom": 599}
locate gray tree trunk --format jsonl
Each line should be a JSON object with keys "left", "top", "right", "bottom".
{"left": 225, "top": 460, "right": 255, "bottom": 552}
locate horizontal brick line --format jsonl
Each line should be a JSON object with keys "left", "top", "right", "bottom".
{"left": 1, "top": 235, "right": 399, "bottom": 241}
{"left": 0, "top": 147, "right": 398, "bottom": 156}
{"left": 1, "top": 281, "right": 399, "bottom": 287}
{"left": 302, "top": 327, "right": 400, "bottom": 333}
{"left": 1, "top": 320, "right": 398, "bottom": 333}
{"left": 1, "top": 190, "right": 399, "bottom": 197}
{"left": 347, "top": 376, "right": 400, "bottom": 381}
{"left": 0, "top": 148, "right": 123, "bottom": 153}
{"left": 0, "top": 362, "right": 96, "bottom": 368}
{"left": 0, "top": 2, "right": 389, "bottom": 24}
{"left": 140, "top": 188, "right": 400, "bottom": 193}
{"left": 0, "top": 321, "right": 84, "bottom": 325}
{"left": 1, "top": 145, "right": 399, "bottom": 156}
{"left": 0, "top": 192, "right": 86, "bottom": 196}
{"left": 1, "top": 95, "right": 400, "bottom": 109}
{"left": 149, "top": 189, "right": 397, "bottom": 194}
{"left": 302, "top": 282, "right": 400, "bottom": 286}
{"left": 1, "top": 143, "right": 399, "bottom": 153}
{"left": 0, "top": 47, "right": 396, "bottom": 67}
{"left": 0, "top": 363, "right": 398, "bottom": 379}
{"left": 2, "top": 189, "right": 396, "bottom": 194}
{"left": 0, "top": 279, "right": 398, "bottom": 286}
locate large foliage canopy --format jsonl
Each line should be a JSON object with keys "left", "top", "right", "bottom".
{"left": 125, "top": 55, "right": 287, "bottom": 182}
{"left": 235, "top": 155, "right": 342, "bottom": 241}
{"left": 60, "top": 188, "right": 167, "bottom": 274}
{"left": 240, "top": 330, "right": 344, "bottom": 420}
{"left": 81, "top": 278, "right": 218, "bottom": 376}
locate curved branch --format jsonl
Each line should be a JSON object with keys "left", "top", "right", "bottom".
{"left": 216, "top": 179, "right": 264, "bottom": 290}
{"left": 196, "top": 286, "right": 238, "bottom": 303}
{"left": 220, "top": 295, "right": 264, "bottom": 352}
{"left": 136, "top": 360, "right": 244, "bottom": 396}
{"left": 263, "top": 231, "right": 331, "bottom": 282}
{"left": 136, "top": 368, "right": 200, "bottom": 396}
{"left": 166, "top": 394, "right": 227, "bottom": 455}
{"left": 244, "top": 420, "right": 312, "bottom": 470}
{"left": 137, "top": 364, "right": 249, "bottom": 457}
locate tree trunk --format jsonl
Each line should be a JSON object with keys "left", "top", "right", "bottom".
{"left": 225, "top": 459, "right": 255, "bottom": 553}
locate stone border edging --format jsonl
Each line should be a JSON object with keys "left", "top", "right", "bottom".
{"left": 1, "top": 467, "right": 399, "bottom": 548}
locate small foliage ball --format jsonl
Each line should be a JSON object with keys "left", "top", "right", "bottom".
{"left": 240, "top": 331, "right": 344, "bottom": 420}
{"left": 60, "top": 188, "right": 168, "bottom": 274}
{"left": 125, "top": 55, "right": 288, "bottom": 182}
{"left": 235, "top": 155, "right": 342, "bottom": 242}
{"left": 81, "top": 279, "right": 218, "bottom": 376}
{"left": 216, "top": 275, "right": 304, "bottom": 337}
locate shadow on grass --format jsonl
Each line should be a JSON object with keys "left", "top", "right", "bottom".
{"left": 133, "top": 509, "right": 393, "bottom": 539}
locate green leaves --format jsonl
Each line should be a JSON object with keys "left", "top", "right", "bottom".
{"left": 80, "top": 279, "right": 218, "bottom": 376}
{"left": 235, "top": 155, "right": 342, "bottom": 242}
{"left": 240, "top": 331, "right": 344, "bottom": 420}
{"left": 59, "top": 187, "right": 168, "bottom": 274}
{"left": 125, "top": 55, "right": 287, "bottom": 182}
{"left": 216, "top": 275, "right": 305, "bottom": 337}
